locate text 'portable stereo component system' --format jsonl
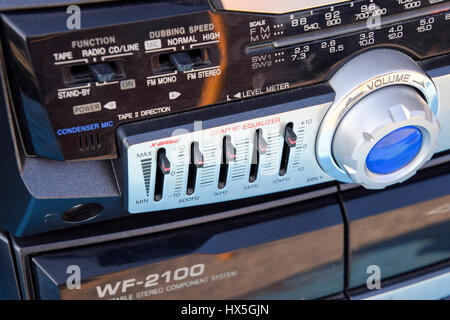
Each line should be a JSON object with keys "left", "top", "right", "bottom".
{"left": 2, "top": 0, "right": 450, "bottom": 216}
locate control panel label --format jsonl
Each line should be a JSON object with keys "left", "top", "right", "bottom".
{"left": 73, "top": 102, "right": 102, "bottom": 115}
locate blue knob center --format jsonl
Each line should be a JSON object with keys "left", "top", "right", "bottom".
{"left": 366, "top": 126, "right": 423, "bottom": 175}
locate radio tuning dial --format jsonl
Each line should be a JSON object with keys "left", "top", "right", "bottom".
{"left": 316, "top": 49, "right": 440, "bottom": 189}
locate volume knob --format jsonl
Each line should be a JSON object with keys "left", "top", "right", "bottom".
{"left": 316, "top": 49, "right": 440, "bottom": 189}
{"left": 332, "top": 85, "right": 439, "bottom": 189}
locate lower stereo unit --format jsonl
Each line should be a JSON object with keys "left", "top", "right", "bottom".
{"left": 0, "top": 1, "right": 448, "bottom": 238}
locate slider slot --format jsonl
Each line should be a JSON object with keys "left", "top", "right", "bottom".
{"left": 186, "top": 162, "right": 197, "bottom": 196}
{"left": 279, "top": 144, "right": 289, "bottom": 177}
{"left": 280, "top": 123, "right": 296, "bottom": 176}
{"left": 64, "top": 61, "right": 125, "bottom": 85}
{"left": 154, "top": 148, "right": 170, "bottom": 201}
{"left": 249, "top": 148, "right": 259, "bottom": 183}
{"left": 249, "top": 129, "right": 267, "bottom": 183}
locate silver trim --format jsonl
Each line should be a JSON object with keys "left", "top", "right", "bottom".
{"left": 332, "top": 86, "right": 439, "bottom": 189}
{"left": 211, "top": 0, "right": 350, "bottom": 14}
{"left": 316, "top": 49, "right": 439, "bottom": 184}
{"left": 354, "top": 266, "right": 450, "bottom": 300}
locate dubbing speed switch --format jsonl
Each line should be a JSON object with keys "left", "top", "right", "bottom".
{"left": 169, "top": 52, "right": 196, "bottom": 72}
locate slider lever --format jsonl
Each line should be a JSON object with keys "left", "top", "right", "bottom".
{"left": 280, "top": 123, "right": 296, "bottom": 176}
{"left": 88, "top": 63, "right": 115, "bottom": 82}
{"left": 192, "top": 143, "right": 204, "bottom": 168}
{"left": 224, "top": 136, "right": 236, "bottom": 163}
{"left": 169, "top": 52, "right": 195, "bottom": 72}
{"left": 256, "top": 129, "right": 268, "bottom": 154}
{"left": 249, "top": 129, "right": 267, "bottom": 183}
{"left": 284, "top": 125, "right": 297, "bottom": 148}
{"left": 158, "top": 151, "right": 171, "bottom": 175}
{"left": 219, "top": 136, "right": 235, "bottom": 189}
{"left": 187, "top": 142, "right": 203, "bottom": 195}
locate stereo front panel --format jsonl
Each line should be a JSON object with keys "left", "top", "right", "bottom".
{"left": 2, "top": 1, "right": 449, "bottom": 160}
{"left": 0, "top": 0, "right": 449, "bottom": 236}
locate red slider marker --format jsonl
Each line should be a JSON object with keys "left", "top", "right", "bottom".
{"left": 227, "top": 152, "right": 236, "bottom": 159}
